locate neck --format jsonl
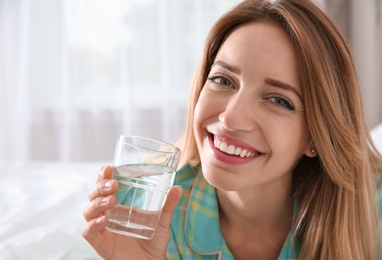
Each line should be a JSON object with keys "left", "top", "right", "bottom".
{"left": 217, "top": 183, "right": 294, "bottom": 259}
{"left": 217, "top": 180, "right": 293, "bottom": 234}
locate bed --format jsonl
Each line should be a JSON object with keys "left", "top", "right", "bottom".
{"left": 0, "top": 162, "right": 105, "bottom": 260}
{"left": 0, "top": 124, "right": 381, "bottom": 260}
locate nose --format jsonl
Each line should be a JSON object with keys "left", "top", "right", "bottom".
{"left": 218, "top": 93, "right": 257, "bottom": 132}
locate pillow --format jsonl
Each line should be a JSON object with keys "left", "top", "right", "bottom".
{"left": 371, "top": 123, "right": 382, "bottom": 153}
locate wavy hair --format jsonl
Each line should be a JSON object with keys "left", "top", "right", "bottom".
{"left": 177, "top": 0, "right": 382, "bottom": 259}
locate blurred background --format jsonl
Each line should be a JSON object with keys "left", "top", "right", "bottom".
{"left": 1, "top": 0, "right": 381, "bottom": 163}
{"left": 1, "top": 2, "right": 381, "bottom": 258}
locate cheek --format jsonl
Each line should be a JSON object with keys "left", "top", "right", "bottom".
{"left": 193, "top": 92, "right": 219, "bottom": 146}
{"left": 280, "top": 123, "right": 311, "bottom": 155}
{"left": 193, "top": 99, "right": 206, "bottom": 146}
{"left": 193, "top": 92, "right": 213, "bottom": 131}
{"left": 265, "top": 118, "right": 310, "bottom": 149}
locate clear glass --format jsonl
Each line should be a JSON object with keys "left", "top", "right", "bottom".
{"left": 106, "top": 135, "right": 181, "bottom": 239}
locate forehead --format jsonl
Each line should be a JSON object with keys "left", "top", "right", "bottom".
{"left": 217, "top": 21, "right": 296, "bottom": 62}
{"left": 214, "top": 21, "right": 300, "bottom": 90}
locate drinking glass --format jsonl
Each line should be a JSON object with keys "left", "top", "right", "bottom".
{"left": 106, "top": 135, "right": 181, "bottom": 239}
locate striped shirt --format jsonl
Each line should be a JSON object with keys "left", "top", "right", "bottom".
{"left": 166, "top": 164, "right": 300, "bottom": 259}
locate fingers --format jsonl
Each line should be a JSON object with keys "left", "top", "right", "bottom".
{"left": 164, "top": 185, "right": 183, "bottom": 212}
{"left": 158, "top": 185, "right": 183, "bottom": 229}
{"left": 82, "top": 215, "right": 109, "bottom": 250}
{"left": 84, "top": 165, "right": 118, "bottom": 221}
{"left": 82, "top": 165, "right": 117, "bottom": 259}
{"left": 96, "top": 165, "right": 114, "bottom": 183}
{"left": 88, "top": 179, "right": 118, "bottom": 202}
{"left": 83, "top": 195, "right": 116, "bottom": 222}
{"left": 88, "top": 166, "right": 118, "bottom": 202}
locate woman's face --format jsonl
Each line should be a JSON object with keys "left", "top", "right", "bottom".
{"left": 194, "top": 21, "right": 314, "bottom": 191}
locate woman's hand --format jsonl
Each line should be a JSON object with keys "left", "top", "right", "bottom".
{"left": 82, "top": 165, "right": 183, "bottom": 260}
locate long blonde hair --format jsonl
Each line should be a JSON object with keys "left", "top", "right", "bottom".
{"left": 177, "top": 0, "right": 382, "bottom": 258}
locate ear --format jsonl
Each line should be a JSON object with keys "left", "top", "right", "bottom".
{"left": 304, "top": 144, "right": 318, "bottom": 158}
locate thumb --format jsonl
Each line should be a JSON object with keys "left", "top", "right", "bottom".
{"left": 159, "top": 185, "right": 183, "bottom": 228}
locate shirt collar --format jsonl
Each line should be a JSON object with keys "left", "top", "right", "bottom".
{"left": 184, "top": 171, "right": 300, "bottom": 258}
{"left": 185, "top": 172, "right": 225, "bottom": 254}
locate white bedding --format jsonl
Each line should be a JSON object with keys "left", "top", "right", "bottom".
{"left": 0, "top": 162, "right": 106, "bottom": 260}
{"left": 372, "top": 123, "right": 382, "bottom": 152}
{"left": 0, "top": 123, "right": 381, "bottom": 260}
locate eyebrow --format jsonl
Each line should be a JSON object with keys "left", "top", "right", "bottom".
{"left": 211, "top": 60, "right": 240, "bottom": 74}
{"left": 265, "top": 78, "right": 302, "bottom": 101}
{"left": 211, "top": 60, "right": 302, "bottom": 101}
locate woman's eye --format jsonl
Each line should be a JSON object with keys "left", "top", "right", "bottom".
{"left": 207, "top": 76, "right": 233, "bottom": 87}
{"left": 268, "top": 97, "right": 295, "bottom": 110}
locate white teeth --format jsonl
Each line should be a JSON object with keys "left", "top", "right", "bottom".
{"left": 220, "top": 142, "right": 227, "bottom": 152}
{"left": 214, "top": 138, "right": 221, "bottom": 148}
{"left": 226, "top": 145, "right": 235, "bottom": 155}
{"left": 213, "top": 136, "right": 260, "bottom": 158}
{"left": 240, "top": 149, "right": 247, "bottom": 158}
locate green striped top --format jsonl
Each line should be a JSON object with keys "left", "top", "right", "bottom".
{"left": 166, "top": 164, "right": 300, "bottom": 260}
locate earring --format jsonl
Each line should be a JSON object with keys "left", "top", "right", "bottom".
{"left": 311, "top": 149, "right": 315, "bottom": 153}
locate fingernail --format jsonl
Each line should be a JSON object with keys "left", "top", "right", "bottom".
{"left": 96, "top": 216, "right": 105, "bottom": 224}
{"left": 104, "top": 180, "right": 113, "bottom": 189}
{"left": 99, "top": 196, "right": 110, "bottom": 206}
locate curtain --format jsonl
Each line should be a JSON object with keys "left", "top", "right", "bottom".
{"left": 350, "top": 0, "right": 382, "bottom": 128}
{"left": 1, "top": 0, "right": 381, "bottom": 164}
{"left": 0, "top": 0, "right": 239, "bottom": 163}
{"left": 324, "top": 0, "right": 382, "bottom": 129}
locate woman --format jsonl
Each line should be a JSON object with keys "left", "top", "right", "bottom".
{"left": 83, "top": 0, "right": 382, "bottom": 259}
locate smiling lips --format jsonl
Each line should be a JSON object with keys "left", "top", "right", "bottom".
{"left": 214, "top": 136, "right": 260, "bottom": 157}
{"left": 210, "top": 134, "right": 263, "bottom": 165}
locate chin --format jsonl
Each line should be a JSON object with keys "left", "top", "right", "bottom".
{"left": 200, "top": 163, "right": 242, "bottom": 191}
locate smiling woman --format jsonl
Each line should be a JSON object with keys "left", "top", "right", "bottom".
{"left": 0, "top": 0, "right": 381, "bottom": 259}
{"left": 82, "top": 1, "right": 382, "bottom": 259}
